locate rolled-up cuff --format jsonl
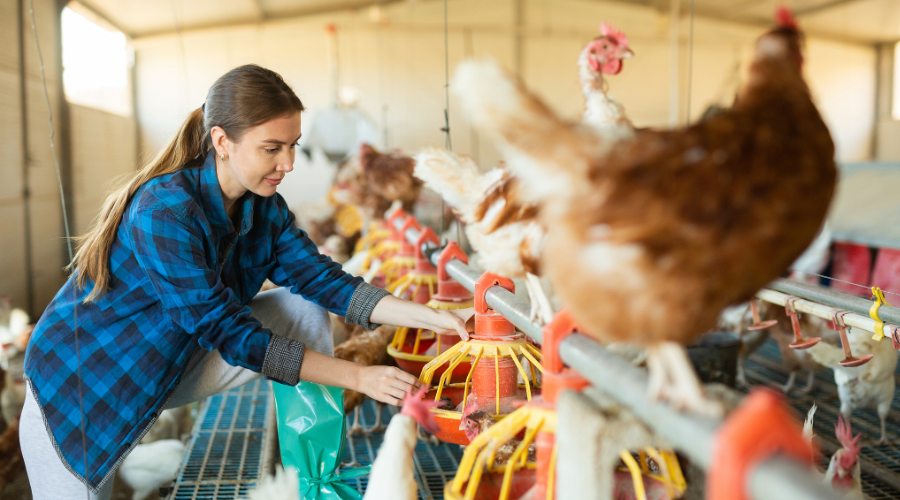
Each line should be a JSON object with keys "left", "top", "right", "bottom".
{"left": 262, "top": 335, "right": 306, "bottom": 385}
{"left": 345, "top": 282, "right": 391, "bottom": 330}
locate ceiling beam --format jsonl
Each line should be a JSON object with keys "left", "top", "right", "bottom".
{"left": 68, "top": 0, "right": 133, "bottom": 37}
{"left": 132, "top": 0, "right": 405, "bottom": 39}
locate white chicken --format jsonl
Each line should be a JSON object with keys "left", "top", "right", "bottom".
{"left": 247, "top": 465, "right": 300, "bottom": 500}
{"left": 362, "top": 386, "right": 441, "bottom": 500}
{"left": 823, "top": 416, "right": 864, "bottom": 499}
{"left": 804, "top": 405, "right": 864, "bottom": 499}
{"left": 118, "top": 439, "right": 186, "bottom": 500}
{"left": 413, "top": 149, "right": 553, "bottom": 324}
{"left": 809, "top": 326, "right": 897, "bottom": 444}
{"left": 579, "top": 22, "right": 634, "bottom": 138}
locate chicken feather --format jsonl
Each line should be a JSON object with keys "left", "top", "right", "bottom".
{"left": 454, "top": 13, "right": 836, "bottom": 415}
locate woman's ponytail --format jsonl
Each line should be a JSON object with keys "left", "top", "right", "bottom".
{"left": 72, "top": 106, "right": 206, "bottom": 302}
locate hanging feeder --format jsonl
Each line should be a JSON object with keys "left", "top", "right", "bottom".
{"left": 785, "top": 297, "right": 821, "bottom": 349}
{"left": 445, "top": 311, "right": 686, "bottom": 500}
{"left": 421, "top": 272, "right": 543, "bottom": 445}
{"left": 388, "top": 241, "right": 474, "bottom": 382}
{"left": 830, "top": 310, "right": 873, "bottom": 367}
{"left": 378, "top": 216, "right": 420, "bottom": 288}
{"left": 334, "top": 204, "right": 363, "bottom": 238}
{"left": 354, "top": 219, "right": 391, "bottom": 255}
{"left": 361, "top": 208, "right": 408, "bottom": 283}
{"left": 747, "top": 299, "right": 777, "bottom": 331}
{"left": 388, "top": 226, "right": 440, "bottom": 302}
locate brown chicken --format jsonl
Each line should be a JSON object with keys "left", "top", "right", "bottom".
{"left": 334, "top": 325, "right": 397, "bottom": 434}
{"left": 462, "top": 411, "right": 536, "bottom": 465}
{"left": 332, "top": 144, "right": 422, "bottom": 220}
{"left": 453, "top": 9, "right": 836, "bottom": 415}
{"left": 0, "top": 418, "right": 24, "bottom": 491}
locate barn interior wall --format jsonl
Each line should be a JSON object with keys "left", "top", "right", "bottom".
{"left": 0, "top": 0, "right": 69, "bottom": 316}
{"left": 131, "top": 0, "right": 878, "bottom": 214}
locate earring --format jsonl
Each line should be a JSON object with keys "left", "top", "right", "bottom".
{"left": 220, "top": 153, "right": 227, "bottom": 160}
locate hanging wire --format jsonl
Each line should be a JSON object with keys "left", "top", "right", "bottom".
{"left": 28, "top": 1, "right": 89, "bottom": 498}
{"left": 794, "top": 271, "right": 900, "bottom": 299}
{"left": 378, "top": 21, "right": 389, "bottom": 149}
{"left": 436, "top": 0, "right": 462, "bottom": 245}
{"left": 437, "top": 0, "right": 453, "bottom": 245}
{"left": 685, "top": 0, "right": 695, "bottom": 124}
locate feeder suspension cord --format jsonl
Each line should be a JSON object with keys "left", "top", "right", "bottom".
{"left": 28, "top": 1, "right": 89, "bottom": 497}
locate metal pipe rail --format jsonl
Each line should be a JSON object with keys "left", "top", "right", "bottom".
{"left": 757, "top": 288, "right": 898, "bottom": 337}
{"left": 770, "top": 278, "right": 900, "bottom": 328}
{"left": 391, "top": 217, "right": 843, "bottom": 500}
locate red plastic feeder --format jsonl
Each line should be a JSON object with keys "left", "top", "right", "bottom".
{"left": 831, "top": 310, "right": 873, "bottom": 367}
{"left": 421, "top": 272, "right": 543, "bottom": 445}
{"left": 388, "top": 240, "right": 474, "bottom": 382}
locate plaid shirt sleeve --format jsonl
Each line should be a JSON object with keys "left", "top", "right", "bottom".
{"left": 131, "top": 206, "right": 302, "bottom": 385}
{"left": 268, "top": 200, "right": 389, "bottom": 326}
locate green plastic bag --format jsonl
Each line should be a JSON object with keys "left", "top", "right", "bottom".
{"left": 272, "top": 381, "right": 371, "bottom": 499}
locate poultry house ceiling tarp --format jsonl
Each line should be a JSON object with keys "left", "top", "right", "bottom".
{"left": 829, "top": 163, "right": 900, "bottom": 250}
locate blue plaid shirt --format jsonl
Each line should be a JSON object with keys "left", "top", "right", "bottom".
{"left": 24, "top": 151, "right": 388, "bottom": 491}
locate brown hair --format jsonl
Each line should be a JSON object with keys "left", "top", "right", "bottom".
{"left": 73, "top": 64, "right": 305, "bottom": 301}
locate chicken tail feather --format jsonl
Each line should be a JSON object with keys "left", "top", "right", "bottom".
{"left": 413, "top": 147, "right": 488, "bottom": 221}
{"left": 451, "top": 59, "right": 594, "bottom": 202}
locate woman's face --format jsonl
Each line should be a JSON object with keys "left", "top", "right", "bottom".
{"left": 212, "top": 112, "right": 302, "bottom": 202}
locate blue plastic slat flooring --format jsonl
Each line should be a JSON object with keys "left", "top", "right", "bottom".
{"left": 170, "top": 379, "right": 270, "bottom": 500}
{"left": 339, "top": 399, "right": 465, "bottom": 500}
{"left": 742, "top": 340, "right": 900, "bottom": 500}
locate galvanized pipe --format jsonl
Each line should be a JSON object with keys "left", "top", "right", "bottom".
{"left": 391, "top": 216, "right": 842, "bottom": 500}
{"left": 757, "top": 288, "right": 895, "bottom": 336}
{"left": 770, "top": 278, "right": 900, "bottom": 326}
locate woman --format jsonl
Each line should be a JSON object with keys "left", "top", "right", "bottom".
{"left": 20, "top": 64, "right": 470, "bottom": 499}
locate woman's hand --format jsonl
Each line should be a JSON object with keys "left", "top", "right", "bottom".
{"left": 369, "top": 295, "right": 474, "bottom": 341}
{"left": 356, "top": 365, "right": 425, "bottom": 406}
{"left": 426, "top": 308, "right": 474, "bottom": 341}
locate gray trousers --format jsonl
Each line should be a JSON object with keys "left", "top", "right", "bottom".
{"left": 20, "top": 288, "right": 333, "bottom": 500}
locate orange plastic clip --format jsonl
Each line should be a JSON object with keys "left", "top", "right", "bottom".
{"left": 708, "top": 388, "right": 815, "bottom": 500}
{"left": 541, "top": 310, "right": 590, "bottom": 406}
{"left": 414, "top": 226, "right": 439, "bottom": 273}
{"left": 387, "top": 208, "right": 408, "bottom": 240}
{"left": 434, "top": 242, "right": 471, "bottom": 302}
{"left": 472, "top": 272, "right": 516, "bottom": 338}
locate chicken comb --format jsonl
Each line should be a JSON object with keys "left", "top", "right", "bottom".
{"left": 599, "top": 22, "right": 629, "bottom": 48}
{"left": 400, "top": 385, "right": 441, "bottom": 434}
{"left": 775, "top": 6, "right": 799, "bottom": 31}
{"left": 835, "top": 416, "right": 862, "bottom": 460}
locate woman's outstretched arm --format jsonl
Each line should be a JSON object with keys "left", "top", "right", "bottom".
{"left": 369, "top": 295, "right": 472, "bottom": 340}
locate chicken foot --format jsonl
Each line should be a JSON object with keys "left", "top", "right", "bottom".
{"left": 348, "top": 406, "right": 366, "bottom": 436}
{"left": 780, "top": 370, "right": 815, "bottom": 394}
{"left": 365, "top": 401, "right": 387, "bottom": 434}
{"left": 646, "top": 342, "right": 723, "bottom": 418}
{"left": 524, "top": 273, "right": 554, "bottom": 326}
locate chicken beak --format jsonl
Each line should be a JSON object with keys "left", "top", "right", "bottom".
{"left": 619, "top": 47, "right": 634, "bottom": 59}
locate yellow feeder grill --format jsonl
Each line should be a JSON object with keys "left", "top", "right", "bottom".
{"left": 353, "top": 223, "right": 390, "bottom": 255}
{"left": 388, "top": 241, "right": 475, "bottom": 382}
{"left": 334, "top": 204, "right": 363, "bottom": 238}
{"left": 444, "top": 403, "right": 554, "bottom": 500}
{"left": 445, "top": 310, "right": 687, "bottom": 500}
{"left": 616, "top": 449, "right": 688, "bottom": 500}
